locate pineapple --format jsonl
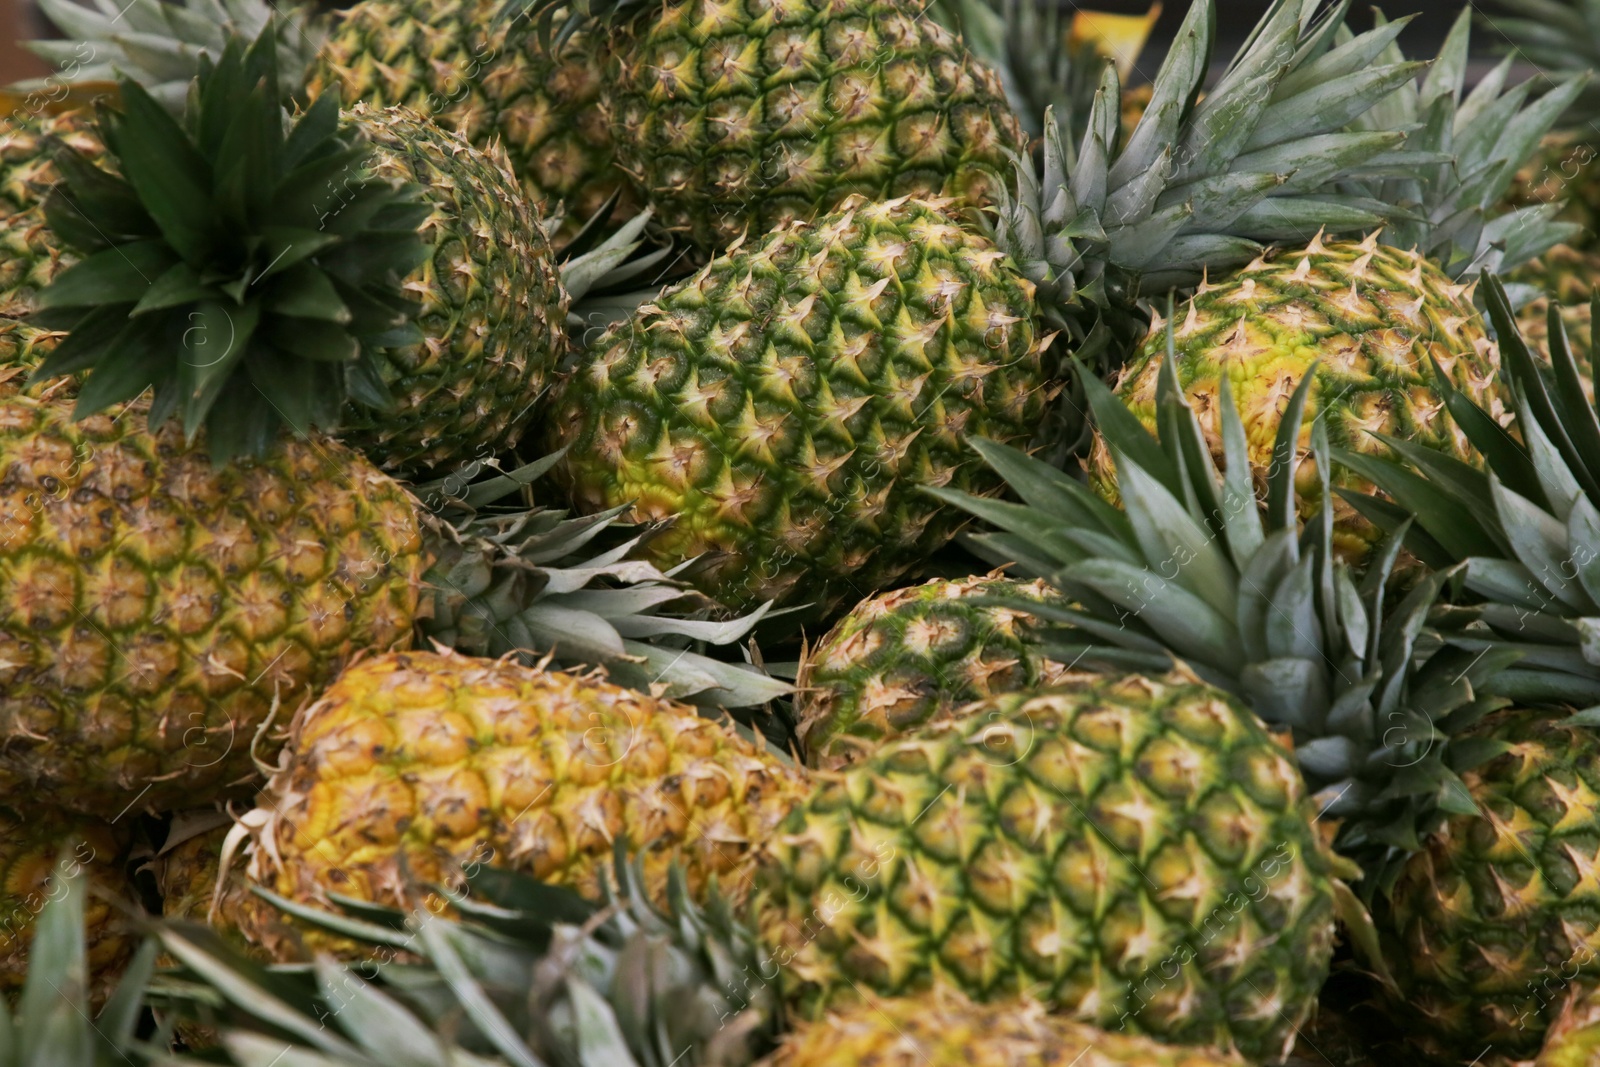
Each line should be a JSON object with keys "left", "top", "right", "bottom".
{"left": 546, "top": 1, "right": 1530, "bottom": 614}
{"left": 756, "top": 672, "right": 1347, "bottom": 1062}
{"left": 546, "top": 194, "right": 1053, "bottom": 616}
{"left": 0, "top": 388, "right": 425, "bottom": 816}
{"left": 24, "top": 37, "right": 574, "bottom": 476}
{"left": 153, "top": 821, "right": 265, "bottom": 946}
{"left": 1505, "top": 133, "right": 1600, "bottom": 249}
{"left": 1512, "top": 244, "right": 1599, "bottom": 388}
{"left": 796, "top": 573, "right": 1071, "bottom": 769}
{"left": 1092, "top": 232, "right": 1502, "bottom": 562}
{"left": 563, "top": 0, "right": 1026, "bottom": 249}
{"left": 0, "top": 806, "right": 132, "bottom": 992}
{"left": 329, "top": 101, "right": 568, "bottom": 474}
{"left": 1086, "top": 7, "right": 1584, "bottom": 563}
{"left": 1379, "top": 711, "right": 1600, "bottom": 1060}
{"left": 1536, "top": 986, "right": 1600, "bottom": 1067}
{"left": 0, "top": 107, "right": 103, "bottom": 313}
{"left": 765, "top": 992, "right": 1249, "bottom": 1067}
{"left": 1490, "top": 0, "right": 1600, "bottom": 244}
{"left": 940, "top": 286, "right": 1600, "bottom": 1061}
{"left": 1328, "top": 277, "right": 1600, "bottom": 1058}
{"left": 228, "top": 649, "right": 808, "bottom": 958}
{"left": 27, "top": 0, "right": 638, "bottom": 228}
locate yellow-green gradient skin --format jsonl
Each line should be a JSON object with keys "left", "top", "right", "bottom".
{"left": 0, "top": 391, "right": 424, "bottom": 816}
{"left": 547, "top": 196, "right": 1050, "bottom": 614}
{"left": 308, "top": 0, "right": 637, "bottom": 229}
{"left": 606, "top": 0, "right": 1026, "bottom": 248}
{"left": 797, "top": 574, "right": 1069, "bottom": 769}
{"left": 1383, "top": 713, "right": 1600, "bottom": 1062}
{"left": 1093, "top": 233, "right": 1502, "bottom": 561}
{"left": 770, "top": 993, "right": 1249, "bottom": 1067}
{"left": 335, "top": 104, "right": 566, "bottom": 476}
{"left": 757, "top": 675, "right": 1343, "bottom": 1063}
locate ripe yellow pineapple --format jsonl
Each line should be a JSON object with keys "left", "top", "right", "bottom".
{"left": 0, "top": 388, "right": 425, "bottom": 816}
{"left": 764, "top": 992, "right": 1250, "bottom": 1067}
{"left": 0, "top": 806, "right": 132, "bottom": 992}
{"left": 231, "top": 650, "right": 808, "bottom": 958}
{"left": 1092, "top": 232, "right": 1503, "bottom": 561}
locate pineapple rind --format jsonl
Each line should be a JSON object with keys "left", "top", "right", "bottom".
{"left": 797, "top": 574, "right": 1071, "bottom": 769}
{"left": 1096, "top": 236, "right": 1502, "bottom": 559}
{"left": 606, "top": 0, "right": 1026, "bottom": 248}
{"left": 548, "top": 195, "right": 1050, "bottom": 614}
{"left": 1384, "top": 712, "right": 1600, "bottom": 1061}
{"left": 240, "top": 650, "right": 807, "bottom": 956}
{"left": 758, "top": 674, "right": 1343, "bottom": 1063}
{"left": 336, "top": 104, "right": 567, "bottom": 475}
{"left": 0, "top": 391, "right": 424, "bottom": 815}
{"left": 769, "top": 991, "right": 1249, "bottom": 1067}
{"left": 308, "top": 0, "right": 636, "bottom": 229}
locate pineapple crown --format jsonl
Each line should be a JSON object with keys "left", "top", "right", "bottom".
{"left": 929, "top": 316, "right": 1515, "bottom": 893}
{"left": 1336, "top": 7, "right": 1589, "bottom": 280}
{"left": 1486, "top": 0, "right": 1600, "bottom": 123}
{"left": 152, "top": 847, "right": 779, "bottom": 1067}
{"left": 26, "top": 30, "right": 430, "bottom": 462}
{"left": 21, "top": 0, "right": 319, "bottom": 112}
{"left": 994, "top": 0, "right": 1584, "bottom": 358}
{"left": 1340, "top": 274, "right": 1600, "bottom": 717}
{"left": 413, "top": 455, "right": 791, "bottom": 709}
{"left": 1, "top": 861, "right": 159, "bottom": 1066}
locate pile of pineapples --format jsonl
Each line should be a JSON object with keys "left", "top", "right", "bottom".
{"left": 10, "top": 0, "right": 1600, "bottom": 1064}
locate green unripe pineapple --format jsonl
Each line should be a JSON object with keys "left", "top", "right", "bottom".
{"left": 797, "top": 573, "right": 1070, "bottom": 768}
{"left": 547, "top": 195, "right": 1051, "bottom": 614}
{"left": 1380, "top": 713, "right": 1600, "bottom": 1061}
{"left": 757, "top": 673, "right": 1346, "bottom": 1063}
{"left": 333, "top": 103, "right": 567, "bottom": 474}
{"left": 601, "top": 0, "right": 1026, "bottom": 248}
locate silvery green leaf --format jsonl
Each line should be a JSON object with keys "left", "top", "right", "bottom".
{"left": 1156, "top": 171, "right": 1284, "bottom": 231}
{"left": 1492, "top": 475, "right": 1588, "bottom": 612}
{"left": 1237, "top": 529, "right": 1299, "bottom": 663}
{"left": 1241, "top": 657, "right": 1329, "bottom": 732}
{"left": 314, "top": 958, "right": 448, "bottom": 1067}
{"left": 621, "top": 643, "right": 792, "bottom": 706}
{"left": 1478, "top": 602, "right": 1585, "bottom": 645}
{"left": 1117, "top": 460, "right": 1238, "bottom": 621}
{"left": 413, "top": 922, "right": 542, "bottom": 1067}
{"left": 516, "top": 603, "right": 628, "bottom": 660}
{"left": 1245, "top": 62, "right": 1429, "bottom": 152}
{"left": 1065, "top": 559, "right": 1243, "bottom": 671}
{"left": 1571, "top": 497, "right": 1600, "bottom": 610}
{"left": 1272, "top": 14, "right": 1411, "bottom": 99}
{"left": 1527, "top": 414, "right": 1585, "bottom": 525}
{"left": 1295, "top": 735, "right": 1366, "bottom": 782}
{"left": 1105, "top": 146, "right": 1173, "bottom": 227}
{"left": 1264, "top": 554, "right": 1323, "bottom": 661}
{"left": 1463, "top": 557, "right": 1552, "bottom": 610}
{"left": 220, "top": 1033, "right": 365, "bottom": 1067}
{"left": 1231, "top": 132, "right": 1407, "bottom": 193}
{"left": 1105, "top": 201, "right": 1194, "bottom": 270}
{"left": 1227, "top": 197, "right": 1388, "bottom": 239}
{"left": 1420, "top": 7, "right": 1470, "bottom": 112}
